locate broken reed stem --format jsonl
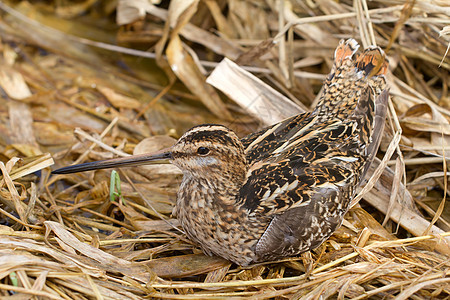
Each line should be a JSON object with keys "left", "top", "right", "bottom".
{"left": 73, "top": 117, "right": 119, "bottom": 165}
{"left": 74, "top": 128, "right": 128, "bottom": 157}
{"left": 274, "top": 6, "right": 403, "bottom": 40}
{"left": 388, "top": 157, "right": 450, "bottom": 166}
{"left": 150, "top": 232, "right": 450, "bottom": 290}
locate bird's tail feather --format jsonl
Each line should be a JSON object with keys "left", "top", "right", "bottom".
{"left": 355, "top": 46, "right": 388, "bottom": 77}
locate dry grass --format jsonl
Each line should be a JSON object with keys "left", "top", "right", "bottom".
{"left": 0, "top": 0, "right": 449, "bottom": 299}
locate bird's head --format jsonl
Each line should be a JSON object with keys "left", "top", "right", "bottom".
{"left": 170, "top": 124, "right": 246, "bottom": 179}
{"left": 53, "top": 124, "right": 247, "bottom": 183}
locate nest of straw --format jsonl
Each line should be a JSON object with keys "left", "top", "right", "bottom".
{"left": 0, "top": 0, "right": 449, "bottom": 299}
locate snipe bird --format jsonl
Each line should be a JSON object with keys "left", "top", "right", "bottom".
{"left": 54, "top": 39, "right": 389, "bottom": 266}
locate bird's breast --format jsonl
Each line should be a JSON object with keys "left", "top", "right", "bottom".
{"left": 175, "top": 176, "right": 266, "bottom": 265}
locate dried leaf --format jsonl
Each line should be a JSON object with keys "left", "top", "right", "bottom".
{"left": 143, "top": 254, "right": 230, "bottom": 278}
{"left": 97, "top": 86, "right": 142, "bottom": 109}
{"left": 207, "top": 58, "right": 303, "bottom": 125}
{"left": 116, "top": 0, "right": 150, "bottom": 25}
{"left": 44, "top": 221, "right": 156, "bottom": 283}
{"left": 167, "top": 36, "right": 232, "bottom": 119}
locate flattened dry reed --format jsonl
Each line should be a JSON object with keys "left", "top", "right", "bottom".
{"left": 0, "top": 0, "right": 449, "bottom": 298}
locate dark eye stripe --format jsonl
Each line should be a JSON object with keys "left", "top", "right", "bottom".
{"left": 171, "top": 151, "right": 189, "bottom": 159}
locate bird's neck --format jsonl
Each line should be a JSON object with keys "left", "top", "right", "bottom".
{"left": 183, "top": 159, "right": 248, "bottom": 206}
{"left": 174, "top": 158, "right": 266, "bottom": 265}
{"left": 174, "top": 155, "right": 249, "bottom": 225}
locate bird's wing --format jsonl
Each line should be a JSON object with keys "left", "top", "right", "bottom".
{"left": 238, "top": 138, "right": 361, "bottom": 259}
{"left": 255, "top": 184, "right": 352, "bottom": 261}
{"left": 239, "top": 118, "right": 363, "bottom": 214}
{"left": 241, "top": 112, "right": 311, "bottom": 163}
{"left": 239, "top": 87, "right": 389, "bottom": 260}
{"left": 254, "top": 181, "right": 352, "bottom": 260}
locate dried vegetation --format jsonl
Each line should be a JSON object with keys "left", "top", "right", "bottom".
{"left": 0, "top": 0, "right": 449, "bottom": 299}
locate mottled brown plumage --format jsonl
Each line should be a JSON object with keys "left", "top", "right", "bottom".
{"left": 54, "top": 39, "right": 389, "bottom": 266}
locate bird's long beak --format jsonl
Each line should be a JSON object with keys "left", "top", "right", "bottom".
{"left": 52, "top": 149, "right": 172, "bottom": 174}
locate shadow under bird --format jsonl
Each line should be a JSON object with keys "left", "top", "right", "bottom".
{"left": 54, "top": 39, "right": 389, "bottom": 266}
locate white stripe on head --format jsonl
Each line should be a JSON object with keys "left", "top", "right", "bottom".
{"left": 181, "top": 125, "right": 229, "bottom": 138}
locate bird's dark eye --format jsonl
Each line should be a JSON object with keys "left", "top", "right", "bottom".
{"left": 197, "top": 147, "right": 210, "bottom": 156}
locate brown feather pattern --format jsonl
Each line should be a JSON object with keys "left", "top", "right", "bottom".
{"left": 53, "top": 39, "right": 389, "bottom": 266}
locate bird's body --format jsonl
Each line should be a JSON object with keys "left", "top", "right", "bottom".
{"left": 54, "top": 39, "right": 389, "bottom": 266}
